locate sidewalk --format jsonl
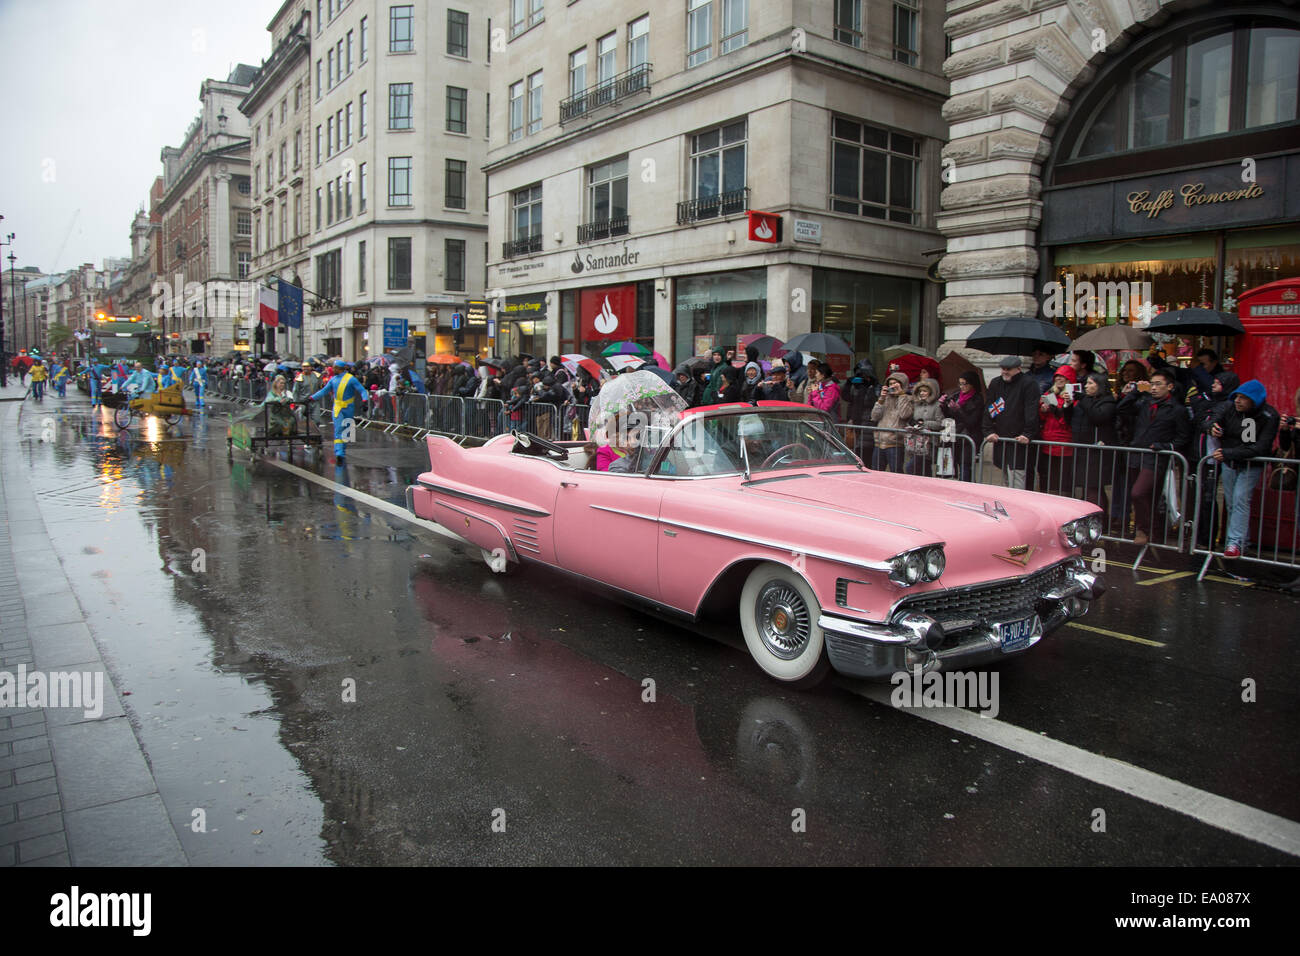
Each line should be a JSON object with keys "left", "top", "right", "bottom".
{"left": 0, "top": 391, "right": 186, "bottom": 865}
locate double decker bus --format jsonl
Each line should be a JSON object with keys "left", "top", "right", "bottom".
{"left": 90, "top": 313, "right": 155, "bottom": 364}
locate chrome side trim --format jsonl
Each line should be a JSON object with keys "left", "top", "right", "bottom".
{"left": 659, "top": 516, "right": 894, "bottom": 573}
{"left": 416, "top": 478, "right": 551, "bottom": 518}
{"left": 590, "top": 504, "right": 660, "bottom": 523}
{"left": 431, "top": 498, "right": 519, "bottom": 562}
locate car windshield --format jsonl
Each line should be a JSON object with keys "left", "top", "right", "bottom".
{"left": 654, "top": 411, "right": 859, "bottom": 477}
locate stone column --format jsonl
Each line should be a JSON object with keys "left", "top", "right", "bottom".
{"left": 765, "top": 261, "right": 814, "bottom": 342}
{"left": 936, "top": 0, "right": 1161, "bottom": 373}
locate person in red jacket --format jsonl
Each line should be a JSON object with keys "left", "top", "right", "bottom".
{"left": 1036, "top": 365, "right": 1077, "bottom": 496}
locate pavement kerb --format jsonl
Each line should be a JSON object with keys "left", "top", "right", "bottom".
{"left": 0, "top": 394, "right": 187, "bottom": 866}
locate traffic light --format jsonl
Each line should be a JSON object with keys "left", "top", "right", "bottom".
{"left": 254, "top": 325, "right": 265, "bottom": 344}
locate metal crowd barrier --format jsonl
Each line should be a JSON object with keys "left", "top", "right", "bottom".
{"left": 395, "top": 392, "right": 428, "bottom": 431}
{"left": 426, "top": 395, "right": 466, "bottom": 435}
{"left": 974, "top": 438, "right": 1190, "bottom": 558}
{"left": 1190, "top": 454, "right": 1299, "bottom": 580}
{"left": 521, "top": 402, "right": 565, "bottom": 441}
{"left": 462, "top": 397, "right": 507, "bottom": 439}
{"left": 837, "top": 423, "right": 979, "bottom": 483}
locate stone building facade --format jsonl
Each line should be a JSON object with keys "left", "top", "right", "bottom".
{"left": 937, "top": 0, "right": 1300, "bottom": 364}
{"left": 485, "top": 0, "right": 951, "bottom": 373}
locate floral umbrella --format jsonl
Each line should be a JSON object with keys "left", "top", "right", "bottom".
{"left": 601, "top": 340, "right": 652, "bottom": 358}
{"left": 587, "top": 369, "right": 686, "bottom": 444}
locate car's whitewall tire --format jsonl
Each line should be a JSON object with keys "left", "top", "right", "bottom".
{"left": 739, "top": 562, "right": 830, "bottom": 687}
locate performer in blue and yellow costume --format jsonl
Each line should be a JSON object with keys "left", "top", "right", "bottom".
{"left": 189, "top": 360, "right": 208, "bottom": 408}
{"left": 311, "top": 359, "right": 368, "bottom": 461}
{"left": 50, "top": 362, "right": 69, "bottom": 398}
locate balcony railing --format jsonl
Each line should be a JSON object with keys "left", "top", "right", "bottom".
{"left": 577, "top": 215, "right": 629, "bottom": 244}
{"left": 559, "top": 63, "right": 652, "bottom": 123}
{"left": 676, "top": 187, "right": 750, "bottom": 225}
{"left": 502, "top": 234, "right": 543, "bottom": 258}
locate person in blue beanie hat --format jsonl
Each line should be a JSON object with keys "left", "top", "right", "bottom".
{"left": 1207, "top": 378, "right": 1279, "bottom": 558}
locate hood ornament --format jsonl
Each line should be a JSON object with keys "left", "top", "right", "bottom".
{"left": 950, "top": 500, "right": 1010, "bottom": 520}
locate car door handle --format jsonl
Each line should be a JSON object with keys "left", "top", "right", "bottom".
{"left": 663, "top": 530, "right": 677, "bottom": 537}
{"left": 561, "top": 481, "right": 578, "bottom": 488}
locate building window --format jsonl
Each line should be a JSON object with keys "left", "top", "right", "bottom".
{"left": 236, "top": 211, "right": 252, "bottom": 236}
{"left": 345, "top": 102, "right": 353, "bottom": 145}
{"left": 280, "top": 201, "right": 287, "bottom": 244}
{"left": 236, "top": 176, "right": 251, "bottom": 195}
{"left": 280, "top": 99, "right": 287, "bottom": 124}
{"left": 581, "top": 156, "right": 629, "bottom": 242}
{"left": 266, "top": 213, "right": 274, "bottom": 248}
{"left": 445, "top": 239, "right": 466, "bottom": 291}
{"left": 359, "top": 163, "right": 368, "bottom": 211}
{"left": 509, "top": 80, "right": 524, "bottom": 141}
{"left": 893, "top": 0, "right": 918, "bottom": 66}
{"left": 834, "top": 0, "right": 862, "bottom": 49}
{"left": 388, "top": 156, "right": 412, "bottom": 206}
{"left": 315, "top": 188, "right": 322, "bottom": 229}
{"left": 448, "top": 9, "right": 469, "bottom": 57}
{"left": 295, "top": 83, "right": 301, "bottom": 111}
{"left": 447, "top": 85, "right": 467, "bottom": 133}
{"left": 360, "top": 16, "right": 368, "bottom": 61}
{"left": 279, "top": 143, "right": 287, "bottom": 181}
{"left": 506, "top": 184, "right": 543, "bottom": 256}
{"left": 510, "top": 0, "right": 542, "bottom": 37}
{"left": 721, "top": 0, "right": 748, "bottom": 54}
{"left": 294, "top": 193, "right": 301, "bottom": 238}
{"left": 316, "top": 249, "right": 341, "bottom": 300}
{"left": 597, "top": 31, "right": 616, "bottom": 87}
{"left": 688, "top": 0, "right": 712, "bottom": 67}
{"left": 347, "top": 29, "right": 354, "bottom": 73}
{"left": 830, "top": 116, "right": 919, "bottom": 224}
{"left": 294, "top": 131, "right": 301, "bottom": 169}
{"left": 445, "top": 159, "right": 466, "bottom": 208}
{"left": 690, "top": 118, "right": 746, "bottom": 202}
{"left": 390, "top": 5, "right": 414, "bottom": 52}
{"left": 316, "top": 59, "right": 322, "bottom": 97}
{"left": 358, "top": 240, "right": 367, "bottom": 293}
{"left": 527, "top": 71, "right": 543, "bottom": 134}
{"left": 389, "top": 82, "right": 413, "bottom": 130}
{"left": 314, "top": 126, "right": 321, "bottom": 164}
{"left": 628, "top": 15, "right": 649, "bottom": 68}
{"left": 569, "top": 48, "right": 587, "bottom": 97}
{"left": 327, "top": 181, "right": 334, "bottom": 224}
{"left": 359, "top": 91, "right": 368, "bottom": 138}
{"left": 328, "top": 48, "right": 334, "bottom": 87}
{"left": 327, "top": 116, "right": 335, "bottom": 156}
{"left": 388, "top": 237, "right": 412, "bottom": 289}
{"left": 237, "top": 251, "right": 251, "bottom": 279}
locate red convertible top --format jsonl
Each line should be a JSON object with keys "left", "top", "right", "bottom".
{"left": 681, "top": 400, "right": 811, "bottom": 419}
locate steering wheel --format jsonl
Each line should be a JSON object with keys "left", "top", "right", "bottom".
{"left": 759, "top": 442, "right": 813, "bottom": 469}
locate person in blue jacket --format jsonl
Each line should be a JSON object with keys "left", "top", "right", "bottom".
{"left": 125, "top": 361, "right": 156, "bottom": 397}
{"left": 311, "top": 359, "right": 368, "bottom": 460}
{"left": 189, "top": 360, "right": 208, "bottom": 408}
{"left": 156, "top": 360, "right": 179, "bottom": 390}
{"left": 89, "top": 360, "right": 111, "bottom": 406}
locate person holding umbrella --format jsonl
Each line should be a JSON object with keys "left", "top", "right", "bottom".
{"left": 981, "top": 356, "right": 1041, "bottom": 489}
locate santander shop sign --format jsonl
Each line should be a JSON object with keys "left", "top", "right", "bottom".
{"left": 579, "top": 284, "right": 637, "bottom": 341}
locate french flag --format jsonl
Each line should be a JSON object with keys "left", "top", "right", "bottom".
{"left": 258, "top": 285, "right": 280, "bottom": 327}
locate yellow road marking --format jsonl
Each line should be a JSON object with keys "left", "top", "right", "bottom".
{"left": 1137, "top": 571, "right": 1197, "bottom": 587}
{"left": 1065, "top": 622, "right": 1166, "bottom": 647}
{"left": 1202, "top": 574, "right": 1255, "bottom": 587}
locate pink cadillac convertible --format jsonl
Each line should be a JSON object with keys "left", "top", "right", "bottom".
{"left": 406, "top": 401, "right": 1106, "bottom": 687}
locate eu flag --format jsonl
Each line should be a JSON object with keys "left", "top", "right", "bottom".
{"left": 278, "top": 279, "right": 304, "bottom": 329}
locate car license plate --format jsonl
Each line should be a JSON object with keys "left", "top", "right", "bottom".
{"left": 998, "top": 615, "right": 1039, "bottom": 653}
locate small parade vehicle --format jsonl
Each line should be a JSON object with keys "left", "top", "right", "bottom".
{"left": 105, "top": 383, "right": 192, "bottom": 429}
{"left": 405, "top": 372, "right": 1107, "bottom": 687}
{"left": 226, "top": 398, "right": 323, "bottom": 457}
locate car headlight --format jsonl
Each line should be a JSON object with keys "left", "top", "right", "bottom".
{"left": 890, "top": 546, "right": 945, "bottom": 586}
{"left": 1061, "top": 520, "right": 1081, "bottom": 547}
{"left": 1086, "top": 514, "right": 1102, "bottom": 542}
{"left": 924, "top": 546, "right": 945, "bottom": 580}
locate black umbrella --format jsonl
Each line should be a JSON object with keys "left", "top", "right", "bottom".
{"left": 394, "top": 345, "right": 416, "bottom": 368}
{"left": 674, "top": 355, "right": 711, "bottom": 376}
{"left": 966, "top": 318, "right": 1071, "bottom": 356}
{"left": 1144, "top": 308, "right": 1244, "bottom": 336}
{"left": 638, "top": 365, "right": 676, "bottom": 385}
{"left": 782, "top": 332, "right": 853, "bottom": 356}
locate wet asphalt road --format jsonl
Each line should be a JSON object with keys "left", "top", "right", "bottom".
{"left": 6, "top": 391, "right": 1299, "bottom": 865}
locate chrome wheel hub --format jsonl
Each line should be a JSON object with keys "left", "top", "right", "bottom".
{"left": 756, "top": 582, "right": 811, "bottom": 660}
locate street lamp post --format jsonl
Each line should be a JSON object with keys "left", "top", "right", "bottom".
{"left": 0, "top": 226, "right": 12, "bottom": 387}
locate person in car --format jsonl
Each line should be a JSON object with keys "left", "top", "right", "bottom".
{"left": 597, "top": 420, "right": 644, "bottom": 472}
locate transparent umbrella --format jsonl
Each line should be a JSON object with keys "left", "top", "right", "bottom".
{"left": 587, "top": 369, "right": 686, "bottom": 446}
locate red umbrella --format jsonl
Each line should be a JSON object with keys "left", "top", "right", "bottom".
{"left": 739, "top": 334, "right": 785, "bottom": 357}
{"left": 886, "top": 353, "right": 941, "bottom": 383}
{"left": 559, "top": 353, "right": 603, "bottom": 379}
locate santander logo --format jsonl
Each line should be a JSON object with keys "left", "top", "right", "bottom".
{"left": 594, "top": 296, "right": 618, "bottom": 335}
{"left": 754, "top": 217, "right": 774, "bottom": 240}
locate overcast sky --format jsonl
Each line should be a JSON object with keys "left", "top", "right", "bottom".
{"left": 0, "top": 0, "right": 278, "bottom": 275}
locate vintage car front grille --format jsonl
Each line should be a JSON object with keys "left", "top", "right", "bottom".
{"left": 892, "top": 561, "right": 1071, "bottom": 627}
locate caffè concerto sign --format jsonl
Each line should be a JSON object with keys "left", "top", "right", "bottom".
{"left": 1126, "top": 181, "right": 1265, "bottom": 220}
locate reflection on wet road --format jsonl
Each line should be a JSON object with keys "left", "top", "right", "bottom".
{"left": 10, "top": 395, "right": 1299, "bottom": 864}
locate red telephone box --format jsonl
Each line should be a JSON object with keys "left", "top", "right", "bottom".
{"left": 1235, "top": 278, "right": 1300, "bottom": 552}
{"left": 1234, "top": 278, "right": 1300, "bottom": 417}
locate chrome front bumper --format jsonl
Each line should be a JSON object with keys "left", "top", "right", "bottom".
{"left": 819, "top": 561, "right": 1106, "bottom": 680}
